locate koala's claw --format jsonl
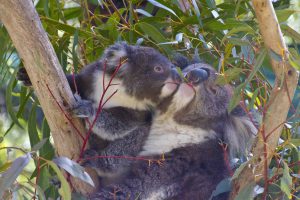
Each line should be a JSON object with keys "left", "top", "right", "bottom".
{"left": 17, "top": 67, "right": 32, "bottom": 86}
{"left": 71, "top": 93, "right": 94, "bottom": 118}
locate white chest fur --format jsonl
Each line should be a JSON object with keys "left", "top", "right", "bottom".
{"left": 139, "top": 116, "right": 216, "bottom": 156}
{"left": 91, "top": 71, "right": 153, "bottom": 110}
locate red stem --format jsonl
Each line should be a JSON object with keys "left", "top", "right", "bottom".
{"left": 79, "top": 155, "right": 162, "bottom": 164}
{"left": 78, "top": 59, "right": 125, "bottom": 159}
{"left": 220, "top": 143, "right": 233, "bottom": 176}
{"left": 46, "top": 84, "right": 84, "bottom": 140}
{"left": 33, "top": 157, "right": 41, "bottom": 200}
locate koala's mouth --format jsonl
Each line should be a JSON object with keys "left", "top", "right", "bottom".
{"left": 159, "top": 81, "right": 179, "bottom": 100}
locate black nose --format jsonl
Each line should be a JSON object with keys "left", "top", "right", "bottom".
{"left": 185, "top": 68, "right": 209, "bottom": 84}
{"left": 171, "top": 68, "right": 182, "bottom": 83}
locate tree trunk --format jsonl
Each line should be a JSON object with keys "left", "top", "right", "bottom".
{"left": 230, "top": 0, "right": 299, "bottom": 199}
{"left": 0, "top": 0, "right": 98, "bottom": 195}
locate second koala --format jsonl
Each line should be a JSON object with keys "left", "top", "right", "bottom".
{"left": 91, "top": 60, "right": 257, "bottom": 200}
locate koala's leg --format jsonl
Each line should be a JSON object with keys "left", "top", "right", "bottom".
{"left": 83, "top": 125, "right": 150, "bottom": 176}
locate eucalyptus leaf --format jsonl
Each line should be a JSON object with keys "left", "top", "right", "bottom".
{"left": 147, "top": 0, "right": 179, "bottom": 18}
{"left": 280, "top": 161, "right": 292, "bottom": 199}
{"left": 53, "top": 157, "right": 95, "bottom": 187}
{"left": 235, "top": 182, "right": 255, "bottom": 200}
{"left": 0, "top": 153, "right": 31, "bottom": 198}
{"left": 47, "top": 160, "right": 71, "bottom": 200}
{"left": 31, "top": 138, "right": 49, "bottom": 152}
{"left": 209, "top": 177, "right": 231, "bottom": 199}
{"left": 135, "top": 9, "right": 153, "bottom": 17}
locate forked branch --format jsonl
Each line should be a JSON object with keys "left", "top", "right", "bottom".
{"left": 229, "top": 0, "right": 299, "bottom": 199}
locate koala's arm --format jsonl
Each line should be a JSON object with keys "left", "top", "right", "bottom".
{"left": 83, "top": 125, "right": 150, "bottom": 176}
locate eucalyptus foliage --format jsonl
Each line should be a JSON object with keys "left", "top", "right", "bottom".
{"left": 0, "top": 0, "right": 299, "bottom": 199}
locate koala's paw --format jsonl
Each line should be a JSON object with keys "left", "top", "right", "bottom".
{"left": 81, "top": 149, "right": 99, "bottom": 168}
{"left": 17, "top": 67, "right": 32, "bottom": 86}
{"left": 70, "top": 93, "right": 94, "bottom": 118}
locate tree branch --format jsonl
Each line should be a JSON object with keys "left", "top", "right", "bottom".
{"left": 0, "top": 0, "right": 98, "bottom": 195}
{"left": 230, "top": 0, "right": 299, "bottom": 199}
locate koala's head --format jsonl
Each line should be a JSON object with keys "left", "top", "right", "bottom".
{"left": 100, "top": 42, "right": 180, "bottom": 108}
{"left": 164, "top": 61, "right": 257, "bottom": 158}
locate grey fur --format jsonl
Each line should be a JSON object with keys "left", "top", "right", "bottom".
{"left": 91, "top": 61, "right": 257, "bottom": 200}
{"left": 17, "top": 43, "right": 180, "bottom": 179}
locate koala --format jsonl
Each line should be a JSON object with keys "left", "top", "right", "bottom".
{"left": 17, "top": 42, "right": 180, "bottom": 178}
{"left": 90, "top": 61, "right": 257, "bottom": 200}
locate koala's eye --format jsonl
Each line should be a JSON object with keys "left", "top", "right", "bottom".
{"left": 154, "top": 66, "right": 164, "bottom": 73}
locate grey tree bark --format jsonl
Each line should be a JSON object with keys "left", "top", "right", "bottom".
{"left": 230, "top": 0, "right": 299, "bottom": 199}
{"left": 0, "top": 0, "right": 98, "bottom": 195}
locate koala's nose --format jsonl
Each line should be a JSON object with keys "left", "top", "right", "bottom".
{"left": 171, "top": 68, "right": 182, "bottom": 83}
{"left": 185, "top": 68, "right": 209, "bottom": 85}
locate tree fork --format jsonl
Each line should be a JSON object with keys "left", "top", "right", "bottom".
{"left": 230, "top": 0, "right": 299, "bottom": 199}
{"left": 0, "top": 0, "right": 98, "bottom": 195}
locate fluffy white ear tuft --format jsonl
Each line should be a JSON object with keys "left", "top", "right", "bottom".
{"left": 224, "top": 115, "right": 257, "bottom": 159}
{"left": 103, "top": 42, "right": 128, "bottom": 71}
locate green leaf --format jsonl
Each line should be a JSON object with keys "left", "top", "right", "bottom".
{"left": 53, "top": 157, "right": 95, "bottom": 187}
{"left": 41, "top": 17, "right": 108, "bottom": 42}
{"left": 281, "top": 25, "right": 300, "bottom": 43}
{"left": 245, "top": 48, "right": 267, "bottom": 84}
{"left": 291, "top": 139, "right": 300, "bottom": 146}
{"left": 215, "top": 68, "right": 243, "bottom": 85}
{"left": 209, "top": 178, "right": 231, "bottom": 199}
{"left": 44, "top": 0, "right": 50, "bottom": 17}
{"left": 280, "top": 161, "right": 293, "bottom": 199}
{"left": 0, "top": 153, "right": 31, "bottom": 197}
{"left": 72, "top": 29, "right": 79, "bottom": 73}
{"left": 5, "top": 72, "right": 22, "bottom": 128}
{"left": 228, "top": 83, "right": 244, "bottom": 113}
{"left": 63, "top": 7, "right": 82, "bottom": 20}
{"left": 28, "top": 102, "right": 40, "bottom": 148}
{"left": 227, "top": 38, "right": 251, "bottom": 46}
{"left": 247, "top": 87, "right": 260, "bottom": 110}
{"left": 31, "top": 138, "right": 48, "bottom": 152}
{"left": 147, "top": 0, "right": 179, "bottom": 19}
{"left": 275, "top": 9, "right": 296, "bottom": 23}
{"left": 135, "top": 9, "right": 152, "bottom": 17}
{"left": 206, "top": 0, "right": 216, "bottom": 9}
{"left": 191, "top": 0, "right": 203, "bottom": 27}
{"left": 40, "top": 118, "right": 54, "bottom": 160}
{"left": 289, "top": 57, "right": 300, "bottom": 71}
{"left": 235, "top": 182, "right": 256, "bottom": 200}
{"left": 222, "top": 25, "right": 255, "bottom": 44}
{"left": 232, "top": 160, "right": 250, "bottom": 180}
{"left": 47, "top": 160, "right": 71, "bottom": 200}
{"left": 136, "top": 22, "right": 166, "bottom": 43}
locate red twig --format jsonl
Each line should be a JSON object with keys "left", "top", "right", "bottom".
{"left": 46, "top": 84, "right": 84, "bottom": 140}
{"left": 261, "top": 123, "right": 269, "bottom": 200}
{"left": 33, "top": 157, "right": 41, "bottom": 200}
{"left": 79, "top": 155, "right": 163, "bottom": 165}
{"left": 78, "top": 59, "right": 125, "bottom": 159}
{"left": 219, "top": 142, "right": 233, "bottom": 176}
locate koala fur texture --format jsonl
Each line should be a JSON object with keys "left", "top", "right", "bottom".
{"left": 17, "top": 42, "right": 180, "bottom": 179}
{"left": 90, "top": 60, "right": 257, "bottom": 200}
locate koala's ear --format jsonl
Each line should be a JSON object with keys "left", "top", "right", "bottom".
{"left": 103, "top": 42, "right": 129, "bottom": 70}
{"left": 224, "top": 106, "right": 258, "bottom": 159}
{"left": 171, "top": 53, "right": 190, "bottom": 70}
